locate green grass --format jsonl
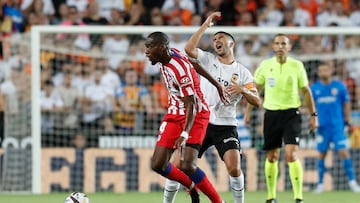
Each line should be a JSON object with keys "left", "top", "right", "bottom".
{"left": 1, "top": 191, "right": 359, "bottom": 203}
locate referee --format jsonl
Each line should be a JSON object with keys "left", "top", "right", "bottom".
{"left": 245, "top": 33, "right": 318, "bottom": 203}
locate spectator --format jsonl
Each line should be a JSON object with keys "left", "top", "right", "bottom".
{"left": 72, "top": 62, "right": 94, "bottom": 95}
{"left": 66, "top": 0, "right": 88, "bottom": 15}
{"left": 151, "top": 76, "right": 168, "bottom": 114}
{"left": 22, "top": 0, "right": 55, "bottom": 20}
{"left": 239, "top": 10, "right": 257, "bottom": 26}
{"left": 51, "top": 2, "right": 68, "bottom": 24}
{"left": 56, "top": 73, "right": 81, "bottom": 128}
{"left": 350, "top": 2, "right": 360, "bottom": 26}
{"left": 236, "top": 39, "right": 256, "bottom": 72}
{"left": 162, "top": 0, "right": 194, "bottom": 25}
{"left": 298, "top": 0, "right": 318, "bottom": 26}
{"left": 52, "top": 62, "right": 71, "bottom": 87}
{"left": 80, "top": 70, "right": 114, "bottom": 132}
{"left": 95, "top": 58, "right": 121, "bottom": 93}
{"left": 326, "top": 1, "right": 353, "bottom": 27}
{"left": 57, "top": 6, "right": 91, "bottom": 50}
{"left": 148, "top": 6, "right": 165, "bottom": 25}
{"left": 102, "top": 34, "right": 130, "bottom": 70}
{"left": 3, "top": 0, "right": 24, "bottom": 32}
{"left": 108, "top": 8, "right": 124, "bottom": 25}
{"left": 257, "top": 0, "right": 284, "bottom": 27}
{"left": 82, "top": 1, "right": 108, "bottom": 47}
{"left": 288, "top": 0, "right": 312, "bottom": 26}
{"left": 113, "top": 68, "right": 152, "bottom": 130}
{"left": 96, "top": 0, "right": 124, "bottom": 21}
{"left": 40, "top": 80, "right": 64, "bottom": 134}
{"left": 82, "top": 1, "right": 108, "bottom": 25}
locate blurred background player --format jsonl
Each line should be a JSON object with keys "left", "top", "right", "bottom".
{"left": 245, "top": 33, "right": 318, "bottom": 203}
{"left": 145, "top": 31, "right": 224, "bottom": 203}
{"left": 311, "top": 62, "right": 360, "bottom": 193}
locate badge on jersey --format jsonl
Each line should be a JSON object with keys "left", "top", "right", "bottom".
{"left": 180, "top": 76, "right": 191, "bottom": 87}
{"left": 231, "top": 73, "right": 239, "bottom": 83}
{"left": 331, "top": 88, "right": 338, "bottom": 96}
{"left": 268, "top": 77, "right": 275, "bottom": 87}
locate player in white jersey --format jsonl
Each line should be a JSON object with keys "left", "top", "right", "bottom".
{"left": 163, "top": 12, "right": 261, "bottom": 203}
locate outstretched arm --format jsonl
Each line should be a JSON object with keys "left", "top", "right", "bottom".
{"left": 185, "top": 11, "right": 222, "bottom": 59}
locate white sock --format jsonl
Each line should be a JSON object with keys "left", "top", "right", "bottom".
{"left": 230, "top": 173, "right": 245, "bottom": 203}
{"left": 163, "top": 179, "right": 181, "bottom": 203}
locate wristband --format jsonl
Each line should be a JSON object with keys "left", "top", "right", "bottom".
{"left": 180, "top": 131, "right": 189, "bottom": 140}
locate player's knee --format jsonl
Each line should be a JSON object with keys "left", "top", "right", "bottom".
{"left": 227, "top": 166, "right": 241, "bottom": 177}
{"left": 150, "top": 158, "right": 164, "bottom": 172}
{"left": 285, "top": 151, "right": 297, "bottom": 162}
{"left": 179, "top": 161, "right": 196, "bottom": 175}
{"left": 267, "top": 153, "right": 279, "bottom": 162}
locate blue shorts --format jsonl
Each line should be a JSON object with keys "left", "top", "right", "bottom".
{"left": 316, "top": 127, "right": 349, "bottom": 153}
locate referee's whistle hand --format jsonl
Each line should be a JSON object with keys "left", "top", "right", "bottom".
{"left": 309, "top": 116, "right": 319, "bottom": 131}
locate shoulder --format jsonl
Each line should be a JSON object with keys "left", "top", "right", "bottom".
{"left": 288, "top": 57, "right": 304, "bottom": 67}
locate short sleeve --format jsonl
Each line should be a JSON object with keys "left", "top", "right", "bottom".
{"left": 297, "top": 62, "right": 309, "bottom": 88}
{"left": 196, "top": 48, "right": 211, "bottom": 71}
{"left": 340, "top": 82, "right": 350, "bottom": 104}
{"left": 254, "top": 62, "right": 265, "bottom": 85}
{"left": 241, "top": 67, "right": 255, "bottom": 89}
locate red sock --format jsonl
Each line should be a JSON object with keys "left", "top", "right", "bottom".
{"left": 190, "top": 168, "right": 222, "bottom": 203}
{"left": 162, "top": 163, "right": 192, "bottom": 188}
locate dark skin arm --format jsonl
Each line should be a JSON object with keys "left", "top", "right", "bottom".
{"left": 174, "top": 95, "right": 196, "bottom": 149}
{"left": 189, "top": 59, "right": 229, "bottom": 104}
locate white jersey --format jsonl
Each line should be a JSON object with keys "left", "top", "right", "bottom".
{"left": 197, "top": 48, "right": 254, "bottom": 126}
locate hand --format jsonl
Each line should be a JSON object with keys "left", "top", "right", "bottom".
{"left": 243, "top": 111, "right": 251, "bottom": 127}
{"left": 216, "top": 83, "right": 230, "bottom": 105}
{"left": 344, "top": 121, "right": 353, "bottom": 136}
{"left": 309, "top": 115, "right": 318, "bottom": 132}
{"left": 203, "top": 11, "right": 221, "bottom": 27}
{"left": 174, "top": 131, "right": 188, "bottom": 149}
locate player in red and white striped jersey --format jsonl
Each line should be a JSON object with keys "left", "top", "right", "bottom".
{"left": 145, "top": 31, "right": 224, "bottom": 203}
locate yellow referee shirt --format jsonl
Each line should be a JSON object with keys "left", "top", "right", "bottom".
{"left": 254, "top": 57, "right": 309, "bottom": 110}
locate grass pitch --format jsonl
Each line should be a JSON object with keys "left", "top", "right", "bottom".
{"left": 1, "top": 191, "right": 359, "bottom": 203}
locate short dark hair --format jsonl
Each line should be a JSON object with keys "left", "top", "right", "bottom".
{"left": 273, "top": 33, "right": 290, "bottom": 43}
{"left": 214, "top": 31, "right": 235, "bottom": 42}
{"left": 147, "top": 32, "right": 169, "bottom": 46}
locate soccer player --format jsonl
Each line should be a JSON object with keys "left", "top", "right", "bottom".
{"left": 145, "top": 31, "right": 225, "bottom": 203}
{"left": 163, "top": 12, "right": 262, "bottom": 203}
{"left": 311, "top": 63, "right": 360, "bottom": 193}
{"left": 244, "top": 33, "right": 318, "bottom": 203}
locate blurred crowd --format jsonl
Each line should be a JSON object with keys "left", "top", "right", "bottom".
{"left": 0, "top": 0, "right": 360, "bottom": 147}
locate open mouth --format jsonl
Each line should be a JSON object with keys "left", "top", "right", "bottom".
{"left": 216, "top": 43, "right": 223, "bottom": 51}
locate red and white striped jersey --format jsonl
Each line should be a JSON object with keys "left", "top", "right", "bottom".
{"left": 160, "top": 48, "right": 208, "bottom": 116}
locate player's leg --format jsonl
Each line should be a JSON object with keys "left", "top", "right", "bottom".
{"left": 212, "top": 124, "right": 244, "bottom": 203}
{"left": 163, "top": 154, "right": 181, "bottom": 203}
{"left": 182, "top": 117, "right": 223, "bottom": 203}
{"left": 265, "top": 149, "right": 280, "bottom": 203}
{"left": 153, "top": 120, "right": 195, "bottom": 190}
{"left": 262, "top": 110, "right": 283, "bottom": 203}
{"left": 333, "top": 131, "right": 360, "bottom": 192}
{"left": 180, "top": 145, "right": 223, "bottom": 203}
{"left": 284, "top": 144, "right": 303, "bottom": 201}
{"left": 283, "top": 109, "right": 303, "bottom": 202}
{"left": 223, "top": 149, "right": 244, "bottom": 203}
{"left": 151, "top": 145, "right": 194, "bottom": 189}
{"left": 314, "top": 129, "right": 330, "bottom": 193}
{"left": 163, "top": 123, "right": 214, "bottom": 203}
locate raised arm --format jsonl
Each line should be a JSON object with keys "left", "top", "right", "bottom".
{"left": 184, "top": 11, "right": 221, "bottom": 58}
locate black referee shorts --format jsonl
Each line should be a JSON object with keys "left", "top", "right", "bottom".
{"left": 263, "top": 108, "right": 301, "bottom": 150}
{"left": 198, "top": 123, "right": 241, "bottom": 160}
